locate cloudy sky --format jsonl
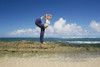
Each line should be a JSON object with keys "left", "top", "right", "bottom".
{"left": 0, "top": 0, "right": 100, "bottom": 38}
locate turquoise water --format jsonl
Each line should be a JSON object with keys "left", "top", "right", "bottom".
{"left": 0, "top": 38, "right": 100, "bottom": 44}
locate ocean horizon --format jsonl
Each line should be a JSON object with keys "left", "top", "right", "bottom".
{"left": 0, "top": 37, "right": 100, "bottom": 44}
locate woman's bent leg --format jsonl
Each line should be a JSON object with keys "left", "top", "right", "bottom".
{"left": 35, "top": 18, "right": 44, "bottom": 29}
{"left": 40, "top": 28, "right": 45, "bottom": 43}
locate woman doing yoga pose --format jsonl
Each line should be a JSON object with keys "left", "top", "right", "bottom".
{"left": 35, "top": 14, "right": 52, "bottom": 44}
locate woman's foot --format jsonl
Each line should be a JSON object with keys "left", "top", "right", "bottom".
{"left": 43, "top": 42, "right": 46, "bottom": 45}
{"left": 44, "top": 24, "right": 48, "bottom": 28}
{"left": 40, "top": 42, "right": 49, "bottom": 49}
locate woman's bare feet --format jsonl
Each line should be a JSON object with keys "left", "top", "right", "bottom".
{"left": 40, "top": 42, "right": 49, "bottom": 49}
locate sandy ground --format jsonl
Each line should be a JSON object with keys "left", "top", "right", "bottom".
{"left": 0, "top": 41, "right": 100, "bottom": 67}
{"left": 0, "top": 56, "right": 100, "bottom": 67}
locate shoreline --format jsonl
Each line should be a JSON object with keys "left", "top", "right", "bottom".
{"left": 0, "top": 41, "right": 100, "bottom": 53}
{"left": 0, "top": 41, "right": 100, "bottom": 67}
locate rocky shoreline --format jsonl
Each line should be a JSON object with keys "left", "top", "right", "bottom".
{"left": 0, "top": 41, "right": 100, "bottom": 53}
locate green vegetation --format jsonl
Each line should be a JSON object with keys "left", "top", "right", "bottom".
{"left": 0, "top": 41, "right": 100, "bottom": 53}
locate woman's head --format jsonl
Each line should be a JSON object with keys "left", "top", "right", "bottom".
{"left": 46, "top": 14, "right": 52, "bottom": 20}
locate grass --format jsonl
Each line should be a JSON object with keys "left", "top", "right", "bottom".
{"left": 0, "top": 41, "right": 100, "bottom": 53}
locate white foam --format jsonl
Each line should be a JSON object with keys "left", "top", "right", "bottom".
{"left": 57, "top": 41, "right": 100, "bottom": 44}
{"left": 67, "top": 41, "right": 100, "bottom": 44}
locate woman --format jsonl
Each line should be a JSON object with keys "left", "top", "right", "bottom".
{"left": 35, "top": 14, "right": 52, "bottom": 44}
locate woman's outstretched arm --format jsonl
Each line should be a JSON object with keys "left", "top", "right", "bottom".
{"left": 40, "top": 15, "right": 46, "bottom": 20}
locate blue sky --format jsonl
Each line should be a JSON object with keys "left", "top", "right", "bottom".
{"left": 0, "top": 0, "right": 100, "bottom": 37}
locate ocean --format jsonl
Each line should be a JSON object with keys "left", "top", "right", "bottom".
{"left": 0, "top": 37, "right": 100, "bottom": 44}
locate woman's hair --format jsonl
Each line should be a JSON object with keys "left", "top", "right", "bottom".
{"left": 46, "top": 14, "right": 52, "bottom": 20}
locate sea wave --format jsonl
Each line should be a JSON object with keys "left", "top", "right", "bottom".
{"left": 57, "top": 41, "right": 100, "bottom": 44}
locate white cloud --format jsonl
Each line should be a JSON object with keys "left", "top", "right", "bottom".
{"left": 90, "top": 20, "right": 100, "bottom": 32}
{"left": 45, "top": 26, "right": 54, "bottom": 34}
{"left": 9, "top": 18, "right": 87, "bottom": 37}
{"left": 53, "top": 18, "right": 66, "bottom": 34}
{"left": 46, "top": 18, "right": 84, "bottom": 36}
{"left": 9, "top": 27, "right": 40, "bottom": 37}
